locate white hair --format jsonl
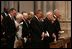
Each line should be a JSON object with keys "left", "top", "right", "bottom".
{"left": 54, "top": 9, "right": 61, "bottom": 18}
{"left": 46, "top": 11, "right": 55, "bottom": 21}
{"left": 29, "top": 11, "right": 34, "bottom": 15}
{"left": 54, "top": 9, "right": 60, "bottom": 13}
{"left": 16, "top": 13, "right": 23, "bottom": 19}
{"left": 23, "top": 13, "right": 28, "bottom": 16}
{"left": 46, "top": 11, "right": 53, "bottom": 16}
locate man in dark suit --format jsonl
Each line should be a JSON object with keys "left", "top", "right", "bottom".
{"left": 22, "top": 13, "right": 31, "bottom": 48}
{"left": 43, "top": 11, "right": 56, "bottom": 48}
{"left": 2, "top": 8, "right": 17, "bottom": 48}
{"left": 30, "top": 10, "right": 45, "bottom": 48}
{"left": 53, "top": 9, "right": 61, "bottom": 40}
{"left": 43, "top": 11, "right": 61, "bottom": 48}
{"left": 22, "top": 13, "right": 29, "bottom": 38}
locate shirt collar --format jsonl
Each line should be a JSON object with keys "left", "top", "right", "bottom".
{"left": 35, "top": 15, "right": 39, "bottom": 21}
{"left": 9, "top": 14, "right": 12, "bottom": 18}
{"left": 54, "top": 15, "right": 57, "bottom": 18}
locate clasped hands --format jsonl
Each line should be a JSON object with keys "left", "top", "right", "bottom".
{"left": 41, "top": 31, "right": 50, "bottom": 40}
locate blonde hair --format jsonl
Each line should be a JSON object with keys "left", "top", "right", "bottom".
{"left": 16, "top": 13, "right": 23, "bottom": 23}
{"left": 16, "top": 13, "right": 23, "bottom": 19}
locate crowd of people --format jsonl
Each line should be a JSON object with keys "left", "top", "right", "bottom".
{"left": 1, "top": 7, "right": 61, "bottom": 48}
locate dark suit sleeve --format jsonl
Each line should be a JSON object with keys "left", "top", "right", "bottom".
{"left": 54, "top": 19, "right": 61, "bottom": 33}
{"left": 2, "top": 16, "right": 16, "bottom": 36}
{"left": 2, "top": 17, "right": 7, "bottom": 31}
{"left": 22, "top": 21, "right": 30, "bottom": 38}
{"left": 56, "top": 20, "right": 61, "bottom": 31}
{"left": 30, "top": 19, "right": 42, "bottom": 34}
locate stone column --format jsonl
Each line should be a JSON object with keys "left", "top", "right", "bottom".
{"left": 8, "top": 1, "right": 14, "bottom": 9}
{"left": 43, "top": 1, "right": 47, "bottom": 16}
{"left": 1, "top": 1, "right": 9, "bottom": 12}
{"left": 19, "top": 1, "right": 34, "bottom": 13}
{"left": 55, "top": 1, "right": 71, "bottom": 38}
{"left": 1, "top": 1, "right": 4, "bottom": 12}
{"left": 36, "top": 1, "right": 41, "bottom": 10}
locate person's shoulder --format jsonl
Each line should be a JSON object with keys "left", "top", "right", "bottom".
{"left": 31, "top": 16, "right": 35, "bottom": 21}
{"left": 44, "top": 17, "right": 49, "bottom": 22}
{"left": 4, "top": 15, "right": 10, "bottom": 21}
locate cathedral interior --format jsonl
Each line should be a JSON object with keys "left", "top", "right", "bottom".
{"left": 1, "top": 1, "right": 71, "bottom": 48}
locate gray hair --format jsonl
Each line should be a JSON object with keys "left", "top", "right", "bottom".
{"left": 29, "top": 11, "right": 34, "bottom": 15}
{"left": 46, "top": 11, "right": 53, "bottom": 16}
{"left": 54, "top": 9, "right": 60, "bottom": 14}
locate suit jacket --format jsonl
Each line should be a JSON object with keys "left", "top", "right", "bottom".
{"left": 53, "top": 19, "right": 61, "bottom": 33}
{"left": 2, "top": 15, "right": 16, "bottom": 39}
{"left": 22, "top": 20, "right": 30, "bottom": 38}
{"left": 52, "top": 19, "right": 61, "bottom": 40}
{"left": 44, "top": 18, "right": 54, "bottom": 35}
{"left": 43, "top": 17, "right": 54, "bottom": 42}
{"left": 30, "top": 16, "right": 44, "bottom": 42}
{"left": 43, "top": 17, "right": 61, "bottom": 40}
